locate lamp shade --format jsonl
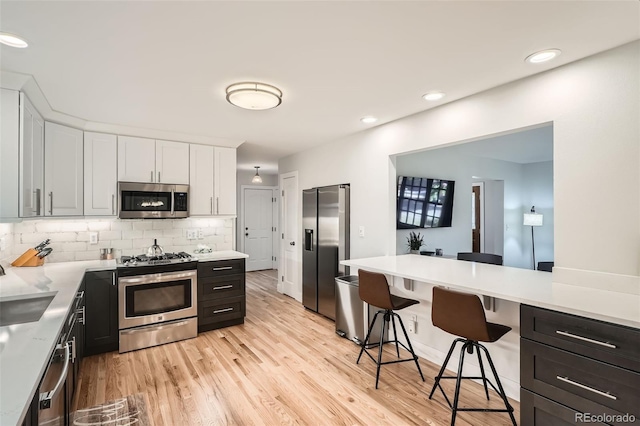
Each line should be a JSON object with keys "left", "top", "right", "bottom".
{"left": 226, "top": 82, "right": 282, "bottom": 110}
{"left": 523, "top": 213, "right": 543, "bottom": 227}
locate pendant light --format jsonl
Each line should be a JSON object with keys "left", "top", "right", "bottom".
{"left": 252, "top": 166, "right": 263, "bottom": 184}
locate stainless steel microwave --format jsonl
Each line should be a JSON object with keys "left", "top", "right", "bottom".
{"left": 118, "top": 182, "right": 189, "bottom": 219}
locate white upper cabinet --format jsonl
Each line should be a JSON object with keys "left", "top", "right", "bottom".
{"left": 44, "top": 122, "right": 84, "bottom": 216}
{"left": 0, "top": 89, "right": 20, "bottom": 219}
{"left": 84, "top": 132, "right": 117, "bottom": 216}
{"left": 118, "top": 136, "right": 156, "bottom": 183}
{"left": 19, "top": 93, "right": 45, "bottom": 218}
{"left": 214, "top": 147, "right": 237, "bottom": 215}
{"left": 189, "top": 144, "right": 215, "bottom": 216}
{"left": 156, "top": 140, "right": 189, "bottom": 184}
{"left": 118, "top": 137, "right": 189, "bottom": 184}
{"left": 189, "top": 145, "right": 237, "bottom": 216}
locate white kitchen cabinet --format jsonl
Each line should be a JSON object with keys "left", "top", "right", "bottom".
{"left": 118, "top": 136, "right": 189, "bottom": 184}
{"left": 18, "top": 93, "right": 45, "bottom": 218}
{"left": 156, "top": 140, "right": 189, "bottom": 184}
{"left": 215, "top": 147, "right": 237, "bottom": 215}
{"left": 84, "top": 132, "right": 117, "bottom": 216}
{"left": 44, "top": 122, "right": 84, "bottom": 216}
{"left": 117, "top": 136, "right": 156, "bottom": 183}
{"left": 189, "top": 145, "right": 237, "bottom": 216}
{"left": 0, "top": 89, "right": 20, "bottom": 219}
{"left": 189, "top": 144, "right": 215, "bottom": 215}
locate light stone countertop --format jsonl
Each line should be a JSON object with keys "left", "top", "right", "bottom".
{"left": 192, "top": 250, "right": 249, "bottom": 262}
{"left": 342, "top": 254, "right": 640, "bottom": 329}
{"left": 0, "top": 259, "right": 116, "bottom": 426}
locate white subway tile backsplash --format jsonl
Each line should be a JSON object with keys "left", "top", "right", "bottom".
{"left": 7, "top": 217, "right": 234, "bottom": 263}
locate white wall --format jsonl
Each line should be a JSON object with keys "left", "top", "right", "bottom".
{"left": 279, "top": 42, "right": 640, "bottom": 398}
{"left": 280, "top": 41, "right": 639, "bottom": 290}
{"left": 394, "top": 147, "right": 551, "bottom": 268}
{"left": 522, "top": 161, "right": 555, "bottom": 269}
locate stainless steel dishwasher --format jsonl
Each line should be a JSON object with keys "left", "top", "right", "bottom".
{"left": 38, "top": 334, "right": 71, "bottom": 425}
{"left": 335, "top": 275, "right": 387, "bottom": 345}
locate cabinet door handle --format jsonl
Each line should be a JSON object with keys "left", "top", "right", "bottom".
{"left": 71, "top": 336, "right": 77, "bottom": 362}
{"left": 213, "top": 285, "right": 233, "bottom": 291}
{"left": 158, "top": 171, "right": 161, "bottom": 183}
{"left": 150, "top": 171, "right": 154, "bottom": 182}
{"left": 556, "top": 330, "right": 617, "bottom": 349}
{"left": 39, "top": 342, "right": 71, "bottom": 409}
{"left": 213, "top": 266, "right": 233, "bottom": 271}
{"left": 76, "top": 306, "right": 85, "bottom": 325}
{"left": 112, "top": 273, "right": 117, "bottom": 286}
{"left": 210, "top": 197, "right": 213, "bottom": 215}
{"left": 556, "top": 376, "right": 617, "bottom": 400}
{"left": 48, "top": 192, "right": 53, "bottom": 215}
{"left": 216, "top": 197, "right": 219, "bottom": 214}
{"left": 213, "top": 307, "right": 233, "bottom": 314}
{"left": 112, "top": 194, "right": 115, "bottom": 215}
{"left": 34, "top": 189, "right": 41, "bottom": 215}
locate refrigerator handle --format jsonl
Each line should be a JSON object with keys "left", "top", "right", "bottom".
{"left": 305, "top": 229, "right": 314, "bottom": 251}
{"left": 338, "top": 185, "right": 350, "bottom": 275}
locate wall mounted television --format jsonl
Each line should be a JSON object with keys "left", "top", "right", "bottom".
{"left": 396, "top": 175, "right": 455, "bottom": 229}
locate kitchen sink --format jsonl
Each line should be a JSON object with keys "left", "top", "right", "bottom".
{"left": 0, "top": 293, "right": 56, "bottom": 327}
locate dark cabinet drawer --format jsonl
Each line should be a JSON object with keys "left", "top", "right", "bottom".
{"left": 521, "top": 389, "right": 608, "bottom": 426}
{"left": 197, "top": 258, "right": 245, "bottom": 278}
{"left": 521, "top": 339, "right": 640, "bottom": 423}
{"left": 199, "top": 274, "right": 245, "bottom": 301}
{"left": 521, "top": 305, "right": 640, "bottom": 373}
{"left": 199, "top": 295, "right": 245, "bottom": 326}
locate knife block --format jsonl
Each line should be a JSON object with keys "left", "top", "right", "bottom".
{"left": 11, "top": 249, "right": 45, "bottom": 267}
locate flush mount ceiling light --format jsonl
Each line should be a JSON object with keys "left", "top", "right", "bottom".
{"left": 226, "top": 82, "right": 282, "bottom": 110}
{"left": 252, "top": 166, "right": 263, "bottom": 184}
{"left": 423, "top": 91, "right": 445, "bottom": 101}
{"left": 360, "top": 116, "right": 378, "bottom": 124}
{"left": 525, "top": 49, "right": 561, "bottom": 64}
{"left": 0, "top": 32, "right": 28, "bottom": 48}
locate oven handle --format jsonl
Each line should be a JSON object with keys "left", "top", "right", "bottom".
{"left": 120, "top": 319, "right": 192, "bottom": 334}
{"left": 118, "top": 270, "right": 197, "bottom": 285}
{"left": 39, "top": 342, "right": 71, "bottom": 409}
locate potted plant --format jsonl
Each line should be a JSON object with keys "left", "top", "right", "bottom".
{"left": 407, "top": 231, "right": 424, "bottom": 254}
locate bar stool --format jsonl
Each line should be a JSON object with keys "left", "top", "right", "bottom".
{"left": 429, "top": 286, "right": 517, "bottom": 426}
{"left": 356, "top": 269, "right": 424, "bottom": 389}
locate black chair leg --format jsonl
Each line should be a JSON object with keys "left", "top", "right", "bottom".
{"left": 450, "top": 341, "right": 470, "bottom": 426}
{"left": 395, "top": 314, "right": 424, "bottom": 382}
{"left": 374, "top": 312, "right": 389, "bottom": 389}
{"left": 391, "top": 314, "right": 400, "bottom": 358}
{"left": 357, "top": 311, "right": 380, "bottom": 364}
{"left": 474, "top": 342, "right": 490, "bottom": 400}
{"left": 479, "top": 345, "right": 517, "bottom": 426}
{"left": 429, "top": 338, "right": 464, "bottom": 400}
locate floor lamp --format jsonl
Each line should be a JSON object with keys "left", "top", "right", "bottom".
{"left": 523, "top": 206, "right": 543, "bottom": 270}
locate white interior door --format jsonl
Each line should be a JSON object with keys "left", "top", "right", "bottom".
{"left": 244, "top": 188, "right": 274, "bottom": 271}
{"left": 280, "top": 172, "right": 300, "bottom": 300}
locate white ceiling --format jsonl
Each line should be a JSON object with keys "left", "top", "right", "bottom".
{"left": 1, "top": 1, "right": 638, "bottom": 172}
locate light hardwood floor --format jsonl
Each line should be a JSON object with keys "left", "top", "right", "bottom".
{"left": 73, "top": 270, "right": 520, "bottom": 425}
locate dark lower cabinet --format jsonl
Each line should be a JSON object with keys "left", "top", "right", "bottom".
{"left": 197, "top": 258, "right": 246, "bottom": 333}
{"left": 521, "top": 305, "right": 640, "bottom": 426}
{"left": 84, "top": 270, "right": 119, "bottom": 356}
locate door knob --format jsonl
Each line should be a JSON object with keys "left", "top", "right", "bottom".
{"left": 245, "top": 227, "right": 248, "bottom": 230}
{"left": 290, "top": 241, "right": 295, "bottom": 246}
{"left": 245, "top": 233, "right": 249, "bottom": 236}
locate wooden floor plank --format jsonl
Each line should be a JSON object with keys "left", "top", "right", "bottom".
{"left": 73, "top": 270, "right": 520, "bottom": 425}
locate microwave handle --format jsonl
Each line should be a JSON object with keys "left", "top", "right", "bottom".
{"left": 171, "top": 188, "right": 175, "bottom": 216}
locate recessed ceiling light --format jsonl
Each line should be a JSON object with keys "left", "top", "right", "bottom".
{"left": 0, "top": 32, "right": 28, "bottom": 48}
{"left": 361, "top": 116, "right": 377, "bottom": 124}
{"left": 525, "top": 49, "right": 561, "bottom": 64}
{"left": 423, "top": 91, "right": 445, "bottom": 101}
{"left": 226, "top": 82, "right": 282, "bottom": 110}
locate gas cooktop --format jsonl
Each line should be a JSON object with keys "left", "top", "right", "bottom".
{"left": 119, "top": 252, "right": 193, "bottom": 267}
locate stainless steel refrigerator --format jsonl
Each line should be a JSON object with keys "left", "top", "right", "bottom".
{"left": 303, "top": 184, "right": 350, "bottom": 320}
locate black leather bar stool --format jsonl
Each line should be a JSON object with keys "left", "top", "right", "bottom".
{"left": 429, "top": 286, "right": 517, "bottom": 426}
{"left": 356, "top": 269, "right": 424, "bottom": 389}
